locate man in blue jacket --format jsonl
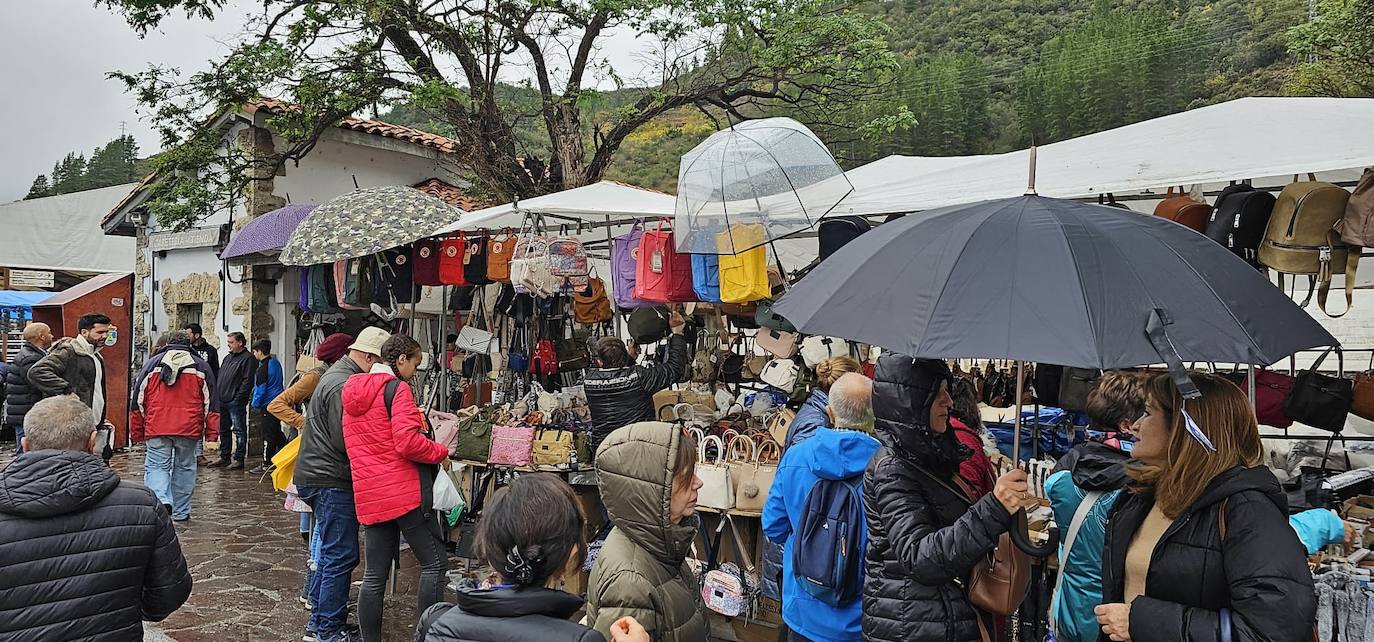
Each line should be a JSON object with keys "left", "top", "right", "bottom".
{"left": 248, "top": 338, "right": 285, "bottom": 475}
{"left": 764, "top": 372, "right": 878, "bottom": 642}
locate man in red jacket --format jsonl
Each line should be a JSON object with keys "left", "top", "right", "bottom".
{"left": 130, "top": 330, "right": 219, "bottom": 522}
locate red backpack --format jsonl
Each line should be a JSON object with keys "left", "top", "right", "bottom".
{"left": 634, "top": 220, "right": 696, "bottom": 302}
{"left": 439, "top": 235, "right": 469, "bottom": 286}
{"left": 530, "top": 339, "right": 559, "bottom": 377}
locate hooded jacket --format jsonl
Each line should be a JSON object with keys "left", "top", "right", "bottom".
{"left": 0, "top": 450, "right": 192, "bottom": 640}
{"left": 1044, "top": 441, "right": 1132, "bottom": 642}
{"left": 296, "top": 356, "right": 365, "bottom": 490}
{"left": 417, "top": 586, "right": 606, "bottom": 642}
{"left": 342, "top": 370, "right": 448, "bottom": 525}
{"left": 784, "top": 389, "right": 830, "bottom": 449}
{"left": 1100, "top": 465, "right": 1316, "bottom": 642}
{"left": 584, "top": 335, "right": 688, "bottom": 452}
{"left": 764, "top": 427, "right": 880, "bottom": 641}
{"left": 4, "top": 342, "right": 46, "bottom": 429}
{"left": 862, "top": 352, "right": 1012, "bottom": 642}
{"left": 587, "top": 422, "right": 709, "bottom": 642}
{"left": 129, "top": 342, "right": 217, "bottom": 442}
{"left": 28, "top": 337, "right": 107, "bottom": 422}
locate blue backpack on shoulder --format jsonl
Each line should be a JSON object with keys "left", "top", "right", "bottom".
{"left": 792, "top": 476, "right": 865, "bottom": 606}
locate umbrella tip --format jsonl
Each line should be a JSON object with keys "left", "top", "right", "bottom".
{"left": 1025, "top": 146, "right": 1038, "bottom": 196}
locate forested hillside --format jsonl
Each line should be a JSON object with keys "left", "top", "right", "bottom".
{"left": 384, "top": 0, "right": 1313, "bottom": 193}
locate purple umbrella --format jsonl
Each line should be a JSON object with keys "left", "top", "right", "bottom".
{"left": 221, "top": 203, "right": 317, "bottom": 259}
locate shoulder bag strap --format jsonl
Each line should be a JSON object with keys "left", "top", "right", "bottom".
{"left": 908, "top": 462, "right": 975, "bottom": 505}
{"left": 1049, "top": 490, "right": 1105, "bottom": 631}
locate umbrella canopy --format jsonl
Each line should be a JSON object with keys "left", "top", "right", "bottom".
{"left": 675, "top": 117, "right": 852, "bottom": 254}
{"left": 221, "top": 203, "right": 316, "bottom": 260}
{"left": 773, "top": 195, "right": 1336, "bottom": 369}
{"left": 280, "top": 186, "right": 466, "bottom": 266}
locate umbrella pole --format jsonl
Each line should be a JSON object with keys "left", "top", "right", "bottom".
{"left": 1249, "top": 362, "right": 1257, "bottom": 417}
{"left": 605, "top": 214, "right": 622, "bottom": 338}
{"left": 1013, "top": 361, "right": 1026, "bottom": 463}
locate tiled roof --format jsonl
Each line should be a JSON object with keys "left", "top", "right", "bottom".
{"left": 411, "top": 178, "right": 479, "bottom": 211}
{"left": 244, "top": 98, "right": 459, "bottom": 154}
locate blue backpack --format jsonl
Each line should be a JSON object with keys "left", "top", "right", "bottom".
{"left": 793, "top": 476, "right": 865, "bottom": 606}
{"left": 691, "top": 253, "right": 721, "bottom": 303}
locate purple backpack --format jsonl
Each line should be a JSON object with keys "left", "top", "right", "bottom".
{"left": 612, "top": 222, "right": 649, "bottom": 310}
{"left": 299, "top": 267, "right": 312, "bottom": 312}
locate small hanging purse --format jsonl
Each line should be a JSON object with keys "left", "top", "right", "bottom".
{"left": 1284, "top": 347, "right": 1352, "bottom": 433}
{"left": 695, "top": 434, "right": 735, "bottom": 510}
{"left": 759, "top": 358, "right": 801, "bottom": 391}
{"left": 757, "top": 327, "right": 799, "bottom": 359}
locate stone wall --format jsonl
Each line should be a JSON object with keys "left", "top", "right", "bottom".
{"left": 158, "top": 272, "right": 222, "bottom": 348}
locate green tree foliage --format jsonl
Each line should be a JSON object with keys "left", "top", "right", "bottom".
{"left": 27, "top": 136, "right": 143, "bottom": 199}
{"left": 100, "top": 0, "right": 908, "bottom": 230}
{"left": 1285, "top": 0, "right": 1374, "bottom": 96}
{"left": 25, "top": 175, "right": 52, "bottom": 200}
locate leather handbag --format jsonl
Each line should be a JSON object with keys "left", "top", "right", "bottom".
{"left": 488, "top": 424, "right": 536, "bottom": 467}
{"left": 969, "top": 531, "right": 1033, "bottom": 616}
{"left": 531, "top": 428, "right": 576, "bottom": 468}
{"left": 731, "top": 437, "right": 779, "bottom": 513}
{"left": 1352, "top": 370, "right": 1374, "bottom": 421}
{"left": 743, "top": 353, "right": 769, "bottom": 382}
{"left": 759, "top": 358, "right": 800, "bottom": 391}
{"left": 800, "top": 335, "right": 850, "bottom": 368}
{"left": 572, "top": 277, "right": 613, "bottom": 325}
{"left": 766, "top": 408, "right": 795, "bottom": 448}
{"left": 456, "top": 323, "right": 496, "bottom": 355}
{"left": 1245, "top": 369, "right": 1296, "bottom": 429}
{"left": 454, "top": 408, "right": 494, "bottom": 462}
{"left": 757, "top": 327, "right": 799, "bottom": 358}
{"left": 696, "top": 434, "right": 735, "bottom": 510}
{"left": 1153, "top": 186, "right": 1213, "bottom": 233}
{"left": 1284, "top": 348, "right": 1352, "bottom": 433}
{"left": 719, "top": 352, "right": 746, "bottom": 384}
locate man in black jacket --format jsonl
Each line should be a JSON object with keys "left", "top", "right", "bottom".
{"left": 0, "top": 395, "right": 192, "bottom": 641}
{"left": 183, "top": 322, "right": 220, "bottom": 378}
{"left": 583, "top": 311, "right": 687, "bottom": 454}
{"left": 209, "top": 331, "right": 254, "bottom": 469}
{"left": 4, "top": 322, "right": 53, "bottom": 455}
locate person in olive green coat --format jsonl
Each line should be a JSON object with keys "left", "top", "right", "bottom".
{"left": 587, "top": 422, "right": 709, "bottom": 642}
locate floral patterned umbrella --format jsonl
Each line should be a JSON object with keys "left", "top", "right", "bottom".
{"left": 279, "top": 186, "right": 466, "bottom": 266}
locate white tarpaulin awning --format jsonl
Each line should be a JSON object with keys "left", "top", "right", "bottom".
{"left": 0, "top": 183, "right": 137, "bottom": 272}
{"left": 835, "top": 97, "right": 1374, "bottom": 217}
{"left": 433, "top": 181, "right": 675, "bottom": 234}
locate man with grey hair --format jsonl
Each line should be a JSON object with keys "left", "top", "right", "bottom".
{"left": 762, "top": 371, "right": 879, "bottom": 642}
{"left": 0, "top": 396, "right": 191, "bottom": 640}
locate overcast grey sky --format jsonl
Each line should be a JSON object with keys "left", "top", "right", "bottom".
{"left": 0, "top": 1, "right": 655, "bottom": 203}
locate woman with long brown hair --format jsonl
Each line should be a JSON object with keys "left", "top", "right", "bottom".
{"left": 1094, "top": 372, "right": 1315, "bottom": 642}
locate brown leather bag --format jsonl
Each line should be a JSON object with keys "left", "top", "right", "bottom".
{"left": 1258, "top": 177, "right": 1356, "bottom": 317}
{"left": 917, "top": 469, "right": 1032, "bottom": 618}
{"left": 1341, "top": 167, "right": 1374, "bottom": 247}
{"left": 1352, "top": 371, "right": 1374, "bottom": 421}
{"left": 1153, "top": 186, "right": 1213, "bottom": 233}
{"left": 572, "top": 277, "right": 613, "bottom": 325}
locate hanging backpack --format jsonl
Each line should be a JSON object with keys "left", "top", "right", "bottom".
{"left": 817, "top": 216, "right": 872, "bottom": 262}
{"left": 308, "top": 265, "right": 342, "bottom": 313}
{"left": 635, "top": 220, "right": 696, "bottom": 303}
{"left": 573, "top": 277, "right": 613, "bottom": 325}
{"left": 1258, "top": 177, "right": 1356, "bottom": 317}
{"left": 374, "top": 248, "right": 416, "bottom": 304}
{"left": 439, "top": 235, "right": 469, "bottom": 286}
{"left": 612, "top": 223, "right": 649, "bottom": 310}
{"left": 792, "top": 476, "right": 865, "bottom": 607}
{"left": 531, "top": 338, "right": 559, "bottom": 378}
{"left": 332, "top": 260, "right": 365, "bottom": 311}
{"left": 1340, "top": 168, "right": 1374, "bottom": 247}
{"left": 464, "top": 232, "right": 493, "bottom": 285}
{"left": 629, "top": 306, "right": 671, "bottom": 345}
{"left": 1153, "top": 186, "right": 1212, "bottom": 233}
{"left": 486, "top": 232, "right": 516, "bottom": 283}
{"left": 1205, "top": 182, "right": 1277, "bottom": 269}
{"left": 412, "top": 238, "right": 443, "bottom": 286}
{"left": 298, "top": 267, "right": 312, "bottom": 312}
{"left": 718, "top": 224, "right": 770, "bottom": 303}
{"left": 692, "top": 253, "right": 722, "bottom": 303}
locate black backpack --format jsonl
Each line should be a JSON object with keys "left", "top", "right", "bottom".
{"left": 818, "top": 216, "right": 872, "bottom": 262}
{"left": 628, "top": 306, "right": 670, "bottom": 345}
{"left": 1205, "top": 183, "right": 1277, "bottom": 268}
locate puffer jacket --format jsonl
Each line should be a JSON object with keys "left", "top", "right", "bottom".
{"left": 1100, "top": 465, "right": 1316, "bottom": 642}
{"left": 4, "top": 342, "right": 46, "bottom": 428}
{"left": 863, "top": 352, "right": 1012, "bottom": 642}
{"left": 587, "top": 422, "right": 709, "bottom": 642}
{"left": 784, "top": 389, "right": 829, "bottom": 449}
{"left": 584, "top": 335, "right": 688, "bottom": 452}
{"left": 129, "top": 343, "right": 217, "bottom": 442}
{"left": 28, "top": 337, "right": 107, "bottom": 421}
{"left": 417, "top": 586, "right": 606, "bottom": 642}
{"left": 342, "top": 370, "right": 448, "bottom": 525}
{"left": 1045, "top": 441, "right": 1131, "bottom": 642}
{"left": 296, "top": 356, "right": 365, "bottom": 490}
{"left": 0, "top": 450, "right": 192, "bottom": 640}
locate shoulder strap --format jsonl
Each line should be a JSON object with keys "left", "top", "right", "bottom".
{"left": 383, "top": 379, "right": 401, "bottom": 418}
{"left": 1218, "top": 497, "right": 1228, "bottom": 539}
{"left": 908, "top": 462, "right": 976, "bottom": 505}
{"left": 1049, "top": 490, "right": 1106, "bottom": 631}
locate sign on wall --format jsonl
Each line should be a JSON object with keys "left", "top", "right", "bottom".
{"left": 148, "top": 226, "right": 225, "bottom": 253}
{"left": 9, "top": 269, "right": 54, "bottom": 289}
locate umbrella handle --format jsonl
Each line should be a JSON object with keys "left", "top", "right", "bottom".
{"left": 1008, "top": 508, "right": 1058, "bottom": 559}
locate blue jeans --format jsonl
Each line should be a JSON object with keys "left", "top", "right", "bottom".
{"left": 13, "top": 424, "right": 23, "bottom": 456}
{"left": 298, "top": 486, "right": 359, "bottom": 638}
{"left": 144, "top": 436, "right": 199, "bottom": 519}
{"left": 219, "top": 402, "right": 248, "bottom": 463}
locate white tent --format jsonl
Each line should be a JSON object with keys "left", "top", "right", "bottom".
{"left": 835, "top": 97, "right": 1374, "bottom": 217}
{"left": 0, "top": 183, "right": 137, "bottom": 272}
{"left": 433, "top": 180, "right": 675, "bottom": 234}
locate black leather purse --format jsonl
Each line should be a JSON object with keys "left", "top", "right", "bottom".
{"left": 1284, "top": 348, "right": 1352, "bottom": 433}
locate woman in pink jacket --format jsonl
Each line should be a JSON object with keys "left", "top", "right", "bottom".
{"left": 342, "top": 334, "right": 451, "bottom": 642}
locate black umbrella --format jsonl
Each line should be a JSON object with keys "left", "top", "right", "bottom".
{"left": 774, "top": 195, "right": 1336, "bottom": 370}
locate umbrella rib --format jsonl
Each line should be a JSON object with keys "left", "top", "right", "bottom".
{"left": 1048, "top": 208, "right": 1104, "bottom": 367}
{"left": 922, "top": 199, "right": 1023, "bottom": 358}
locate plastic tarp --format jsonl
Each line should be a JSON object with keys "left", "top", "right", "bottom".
{"left": 834, "top": 97, "right": 1374, "bottom": 217}
{"left": 432, "top": 181, "right": 676, "bottom": 234}
{"left": 0, "top": 291, "right": 51, "bottom": 309}
{"left": 0, "top": 183, "right": 138, "bottom": 272}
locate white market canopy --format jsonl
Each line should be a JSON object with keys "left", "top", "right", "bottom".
{"left": 433, "top": 180, "right": 675, "bottom": 234}
{"left": 836, "top": 97, "right": 1374, "bottom": 217}
{"left": 0, "top": 183, "right": 137, "bottom": 273}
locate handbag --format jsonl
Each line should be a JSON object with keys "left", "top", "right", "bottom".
{"left": 730, "top": 437, "right": 779, "bottom": 513}
{"left": 702, "top": 563, "right": 749, "bottom": 617}
{"left": 743, "top": 353, "right": 769, "bottom": 382}
{"left": 1245, "top": 369, "right": 1296, "bottom": 428}
{"left": 800, "top": 336, "right": 851, "bottom": 368}
{"left": 456, "top": 297, "right": 497, "bottom": 354}
{"left": 486, "top": 232, "right": 516, "bottom": 283}
{"left": 1284, "top": 348, "right": 1352, "bottom": 433}
{"left": 696, "top": 434, "right": 735, "bottom": 510}
{"left": 755, "top": 301, "right": 797, "bottom": 333}
{"left": 573, "top": 277, "right": 614, "bottom": 325}
{"left": 488, "top": 424, "right": 536, "bottom": 467}
{"left": 1352, "top": 371, "right": 1374, "bottom": 421}
{"left": 969, "top": 531, "right": 1033, "bottom": 616}
{"left": 1057, "top": 367, "right": 1101, "bottom": 413}
{"left": 717, "top": 224, "right": 771, "bottom": 303}
{"left": 766, "top": 408, "right": 795, "bottom": 448}
{"left": 532, "top": 428, "right": 576, "bottom": 468}
{"left": 428, "top": 409, "right": 464, "bottom": 450}
{"left": 757, "top": 327, "right": 799, "bottom": 358}
{"left": 555, "top": 336, "right": 591, "bottom": 373}
{"left": 454, "top": 408, "right": 494, "bottom": 462}
{"left": 759, "top": 358, "right": 800, "bottom": 391}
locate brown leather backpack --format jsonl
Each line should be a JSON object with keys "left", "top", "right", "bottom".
{"left": 1258, "top": 176, "right": 1356, "bottom": 317}
{"left": 1340, "top": 167, "right": 1374, "bottom": 247}
{"left": 1153, "top": 186, "right": 1213, "bottom": 233}
{"left": 572, "top": 277, "right": 612, "bottom": 325}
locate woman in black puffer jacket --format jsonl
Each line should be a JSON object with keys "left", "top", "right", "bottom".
{"left": 1095, "top": 373, "right": 1315, "bottom": 642}
{"left": 862, "top": 353, "right": 1026, "bottom": 642}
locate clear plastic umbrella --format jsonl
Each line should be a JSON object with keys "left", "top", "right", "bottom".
{"left": 674, "top": 118, "right": 853, "bottom": 254}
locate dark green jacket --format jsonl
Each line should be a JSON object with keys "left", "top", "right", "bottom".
{"left": 28, "top": 338, "right": 107, "bottom": 423}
